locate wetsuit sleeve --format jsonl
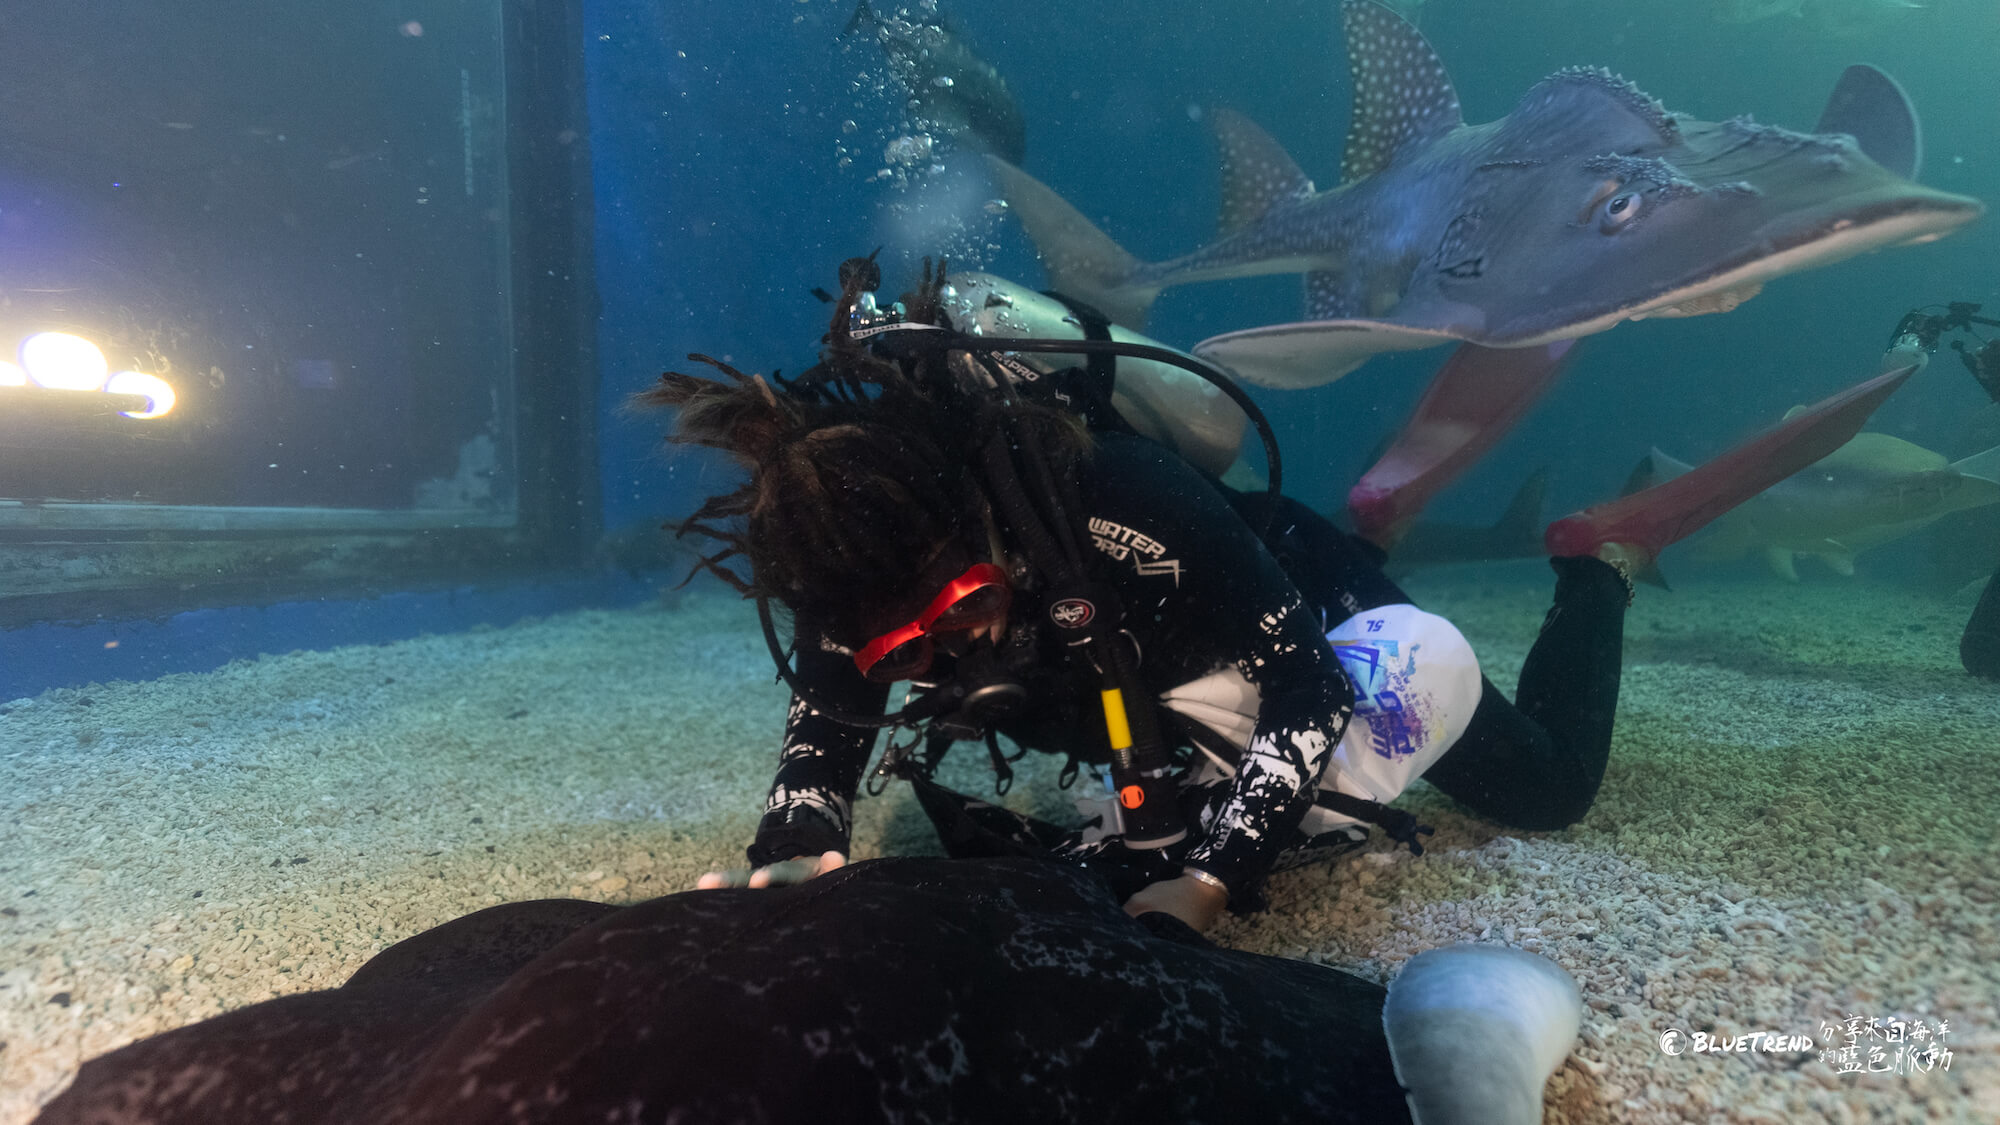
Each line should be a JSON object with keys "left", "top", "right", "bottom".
{"left": 746, "top": 642, "right": 890, "bottom": 867}
{"left": 1085, "top": 438, "right": 1356, "bottom": 902}
{"left": 1175, "top": 584, "right": 1354, "bottom": 903}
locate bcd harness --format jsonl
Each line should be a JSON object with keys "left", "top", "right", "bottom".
{"left": 755, "top": 281, "right": 1424, "bottom": 855}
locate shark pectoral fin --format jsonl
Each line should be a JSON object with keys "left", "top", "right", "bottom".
{"left": 982, "top": 156, "right": 1160, "bottom": 330}
{"left": 1383, "top": 944, "right": 1581, "bottom": 1125}
{"left": 1337, "top": 0, "right": 1464, "bottom": 183}
{"left": 1193, "top": 318, "right": 1466, "bottom": 388}
{"left": 1815, "top": 542, "right": 1858, "bottom": 577}
{"left": 1948, "top": 444, "right": 2000, "bottom": 488}
{"left": 1209, "top": 109, "right": 1315, "bottom": 235}
{"left": 1764, "top": 547, "right": 1800, "bottom": 582}
{"left": 1813, "top": 64, "right": 1923, "bottom": 181}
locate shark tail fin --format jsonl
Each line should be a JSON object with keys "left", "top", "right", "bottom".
{"left": 1383, "top": 944, "right": 1581, "bottom": 1125}
{"left": 983, "top": 155, "right": 1160, "bottom": 330}
{"left": 1814, "top": 63, "right": 1922, "bottom": 180}
{"left": 1338, "top": 0, "right": 1464, "bottom": 182}
{"left": 1949, "top": 443, "right": 2000, "bottom": 487}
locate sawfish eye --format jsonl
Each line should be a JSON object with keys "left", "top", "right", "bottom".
{"left": 1599, "top": 191, "right": 1643, "bottom": 230}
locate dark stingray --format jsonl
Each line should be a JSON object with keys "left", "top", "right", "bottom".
{"left": 36, "top": 857, "right": 1410, "bottom": 1125}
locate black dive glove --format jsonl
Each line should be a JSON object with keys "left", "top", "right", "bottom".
{"left": 746, "top": 806, "right": 849, "bottom": 868}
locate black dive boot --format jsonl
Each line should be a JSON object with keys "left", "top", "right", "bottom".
{"left": 1419, "top": 554, "right": 1628, "bottom": 832}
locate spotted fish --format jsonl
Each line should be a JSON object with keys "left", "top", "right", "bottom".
{"left": 986, "top": 1, "right": 1982, "bottom": 388}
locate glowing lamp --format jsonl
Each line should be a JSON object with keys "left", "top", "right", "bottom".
{"left": 0, "top": 361, "right": 25, "bottom": 387}
{"left": 106, "top": 370, "right": 177, "bottom": 419}
{"left": 20, "top": 332, "right": 110, "bottom": 391}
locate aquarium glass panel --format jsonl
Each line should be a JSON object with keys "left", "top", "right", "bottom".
{"left": 0, "top": 2, "right": 514, "bottom": 530}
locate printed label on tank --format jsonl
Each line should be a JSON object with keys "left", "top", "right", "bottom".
{"left": 1333, "top": 633, "right": 1429, "bottom": 761}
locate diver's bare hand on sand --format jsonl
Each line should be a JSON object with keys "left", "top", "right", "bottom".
{"left": 697, "top": 850, "right": 847, "bottom": 890}
{"left": 1124, "top": 871, "right": 1229, "bottom": 933}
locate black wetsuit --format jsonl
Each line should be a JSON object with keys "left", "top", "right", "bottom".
{"left": 751, "top": 432, "right": 1356, "bottom": 903}
{"left": 750, "top": 431, "right": 1632, "bottom": 907}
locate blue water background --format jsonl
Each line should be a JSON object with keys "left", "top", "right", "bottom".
{"left": 593, "top": 0, "right": 2000, "bottom": 528}
{"left": 7, "top": 0, "right": 1997, "bottom": 698}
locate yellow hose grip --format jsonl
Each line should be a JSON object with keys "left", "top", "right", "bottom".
{"left": 1100, "top": 688, "right": 1133, "bottom": 751}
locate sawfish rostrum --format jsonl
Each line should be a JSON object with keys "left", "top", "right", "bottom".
{"left": 987, "top": 0, "right": 1982, "bottom": 388}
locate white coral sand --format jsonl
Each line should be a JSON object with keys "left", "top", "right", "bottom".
{"left": 0, "top": 568, "right": 1994, "bottom": 1124}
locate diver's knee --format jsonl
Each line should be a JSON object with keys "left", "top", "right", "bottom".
{"left": 1494, "top": 787, "right": 1597, "bottom": 832}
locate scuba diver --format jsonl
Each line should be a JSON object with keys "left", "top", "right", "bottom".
{"left": 643, "top": 255, "right": 1906, "bottom": 933}
{"left": 1884, "top": 301, "right": 2000, "bottom": 679}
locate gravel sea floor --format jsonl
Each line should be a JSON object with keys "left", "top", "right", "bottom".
{"left": 2, "top": 567, "right": 1995, "bottom": 1123}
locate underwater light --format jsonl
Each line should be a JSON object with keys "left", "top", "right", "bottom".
{"left": 20, "top": 332, "right": 110, "bottom": 391}
{"left": 105, "top": 370, "right": 177, "bottom": 419}
{"left": 0, "top": 360, "right": 25, "bottom": 387}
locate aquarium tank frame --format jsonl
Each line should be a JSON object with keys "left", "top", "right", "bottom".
{"left": 0, "top": 1, "right": 599, "bottom": 628}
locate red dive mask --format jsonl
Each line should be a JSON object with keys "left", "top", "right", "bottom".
{"left": 853, "top": 562, "right": 1012, "bottom": 683}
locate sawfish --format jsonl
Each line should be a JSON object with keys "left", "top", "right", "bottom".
{"left": 986, "top": 0, "right": 1982, "bottom": 388}
{"left": 1638, "top": 426, "right": 2000, "bottom": 580}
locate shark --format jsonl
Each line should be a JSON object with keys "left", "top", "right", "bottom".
{"left": 984, "top": 0, "right": 1984, "bottom": 388}
{"left": 1639, "top": 425, "right": 2000, "bottom": 580}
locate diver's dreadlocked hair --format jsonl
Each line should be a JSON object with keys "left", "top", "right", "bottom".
{"left": 633, "top": 255, "right": 1088, "bottom": 632}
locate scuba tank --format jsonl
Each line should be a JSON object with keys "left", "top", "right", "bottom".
{"left": 935, "top": 273, "right": 1250, "bottom": 479}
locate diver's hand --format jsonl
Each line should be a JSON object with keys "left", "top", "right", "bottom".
{"left": 697, "top": 850, "right": 847, "bottom": 890}
{"left": 1124, "top": 872, "right": 1229, "bottom": 933}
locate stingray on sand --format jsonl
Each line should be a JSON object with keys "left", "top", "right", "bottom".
{"left": 36, "top": 857, "right": 1579, "bottom": 1125}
